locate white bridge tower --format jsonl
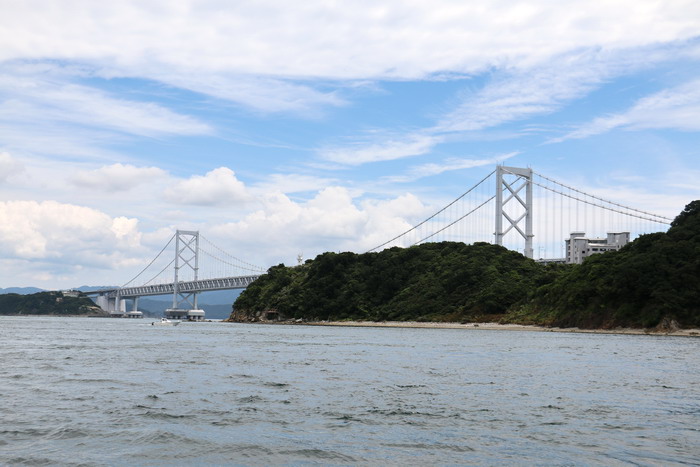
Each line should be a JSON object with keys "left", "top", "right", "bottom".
{"left": 495, "top": 166, "right": 533, "bottom": 259}
{"left": 165, "top": 230, "right": 206, "bottom": 321}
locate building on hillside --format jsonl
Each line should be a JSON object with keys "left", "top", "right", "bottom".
{"left": 566, "top": 232, "right": 630, "bottom": 264}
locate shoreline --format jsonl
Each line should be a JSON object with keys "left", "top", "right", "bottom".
{"left": 292, "top": 320, "right": 700, "bottom": 337}
{"left": 4, "top": 314, "right": 698, "bottom": 337}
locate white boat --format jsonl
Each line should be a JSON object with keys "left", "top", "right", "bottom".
{"left": 152, "top": 317, "right": 180, "bottom": 326}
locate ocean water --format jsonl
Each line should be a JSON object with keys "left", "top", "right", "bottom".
{"left": 1, "top": 317, "right": 699, "bottom": 466}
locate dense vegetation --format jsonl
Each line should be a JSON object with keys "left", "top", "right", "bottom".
{"left": 511, "top": 200, "right": 700, "bottom": 329}
{"left": 231, "top": 200, "right": 700, "bottom": 330}
{"left": 233, "top": 241, "right": 559, "bottom": 323}
{"left": 0, "top": 291, "right": 105, "bottom": 316}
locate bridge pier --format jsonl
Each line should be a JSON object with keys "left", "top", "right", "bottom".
{"left": 165, "top": 308, "right": 206, "bottom": 321}
{"left": 94, "top": 293, "right": 143, "bottom": 317}
{"left": 95, "top": 294, "right": 126, "bottom": 315}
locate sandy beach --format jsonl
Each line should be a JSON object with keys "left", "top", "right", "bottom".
{"left": 300, "top": 320, "right": 700, "bottom": 337}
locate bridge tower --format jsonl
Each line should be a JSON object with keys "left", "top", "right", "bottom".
{"left": 495, "top": 166, "right": 533, "bottom": 259}
{"left": 165, "top": 230, "right": 205, "bottom": 321}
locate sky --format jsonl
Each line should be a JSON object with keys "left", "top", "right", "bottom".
{"left": 1, "top": 0, "right": 699, "bottom": 289}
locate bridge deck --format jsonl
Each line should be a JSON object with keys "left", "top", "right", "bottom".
{"left": 85, "top": 275, "right": 260, "bottom": 298}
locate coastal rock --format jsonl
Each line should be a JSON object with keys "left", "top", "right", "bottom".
{"left": 656, "top": 316, "right": 680, "bottom": 333}
{"left": 226, "top": 308, "right": 285, "bottom": 323}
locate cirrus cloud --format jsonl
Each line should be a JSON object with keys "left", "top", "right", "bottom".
{"left": 71, "top": 163, "right": 167, "bottom": 192}
{"left": 553, "top": 79, "right": 700, "bottom": 142}
{"left": 1, "top": 1, "right": 699, "bottom": 80}
{"left": 0, "top": 152, "right": 24, "bottom": 182}
{"left": 319, "top": 134, "right": 442, "bottom": 166}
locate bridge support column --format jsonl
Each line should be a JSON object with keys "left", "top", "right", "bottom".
{"left": 112, "top": 296, "right": 126, "bottom": 313}
{"left": 95, "top": 294, "right": 109, "bottom": 311}
{"left": 495, "top": 165, "right": 534, "bottom": 259}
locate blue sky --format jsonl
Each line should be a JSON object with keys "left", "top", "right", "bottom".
{"left": 1, "top": 1, "right": 699, "bottom": 288}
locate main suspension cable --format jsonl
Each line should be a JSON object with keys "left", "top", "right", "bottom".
{"left": 367, "top": 170, "right": 496, "bottom": 252}
{"left": 121, "top": 234, "right": 175, "bottom": 287}
{"left": 531, "top": 180, "right": 671, "bottom": 224}
{"left": 533, "top": 171, "right": 672, "bottom": 222}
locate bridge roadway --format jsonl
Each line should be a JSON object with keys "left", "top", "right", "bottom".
{"left": 86, "top": 275, "right": 261, "bottom": 299}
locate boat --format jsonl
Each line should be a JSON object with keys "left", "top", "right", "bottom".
{"left": 152, "top": 317, "right": 180, "bottom": 326}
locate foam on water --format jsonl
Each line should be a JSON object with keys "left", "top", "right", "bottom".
{"left": 1, "top": 316, "right": 699, "bottom": 465}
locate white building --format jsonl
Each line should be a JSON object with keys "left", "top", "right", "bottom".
{"left": 566, "top": 232, "right": 630, "bottom": 264}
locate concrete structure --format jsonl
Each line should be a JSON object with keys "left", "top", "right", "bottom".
{"left": 566, "top": 232, "right": 630, "bottom": 264}
{"left": 165, "top": 308, "right": 205, "bottom": 321}
{"left": 96, "top": 294, "right": 127, "bottom": 314}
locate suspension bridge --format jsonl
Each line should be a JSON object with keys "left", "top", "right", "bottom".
{"left": 87, "top": 165, "right": 673, "bottom": 319}
{"left": 86, "top": 231, "right": 267, "bottom": 319}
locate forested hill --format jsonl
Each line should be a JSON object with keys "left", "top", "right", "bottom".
{"left": 0, "top": 291, "right": 105, "bottom": 316}
{"left": 230, "top": 200, "right": 700, "bottom": 330}
{"left": 231, "top": 241, "right": 555, "bottom": 323}
{"left": 512, "top": 200, "right": 700, "bottom": 329}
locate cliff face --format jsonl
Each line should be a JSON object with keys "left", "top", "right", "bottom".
{"left": 0, "top": 291, "right": 106, "bottom": 316}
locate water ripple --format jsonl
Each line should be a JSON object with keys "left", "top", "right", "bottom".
{"left": 1, "top": 316, "right": 699, "bottom": 466}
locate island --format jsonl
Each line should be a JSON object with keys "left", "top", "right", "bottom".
{"left": 0, "top": 290, "right": 106, "bottom": 316}
{"left": 227, "top": 200, "right": 700, "bottom": 333}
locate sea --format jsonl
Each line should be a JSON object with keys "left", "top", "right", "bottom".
{"left": 1, "top": 316, "right": 699, "bottom": 466}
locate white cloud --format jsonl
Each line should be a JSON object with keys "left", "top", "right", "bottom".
{"left": 0, "top": 200, "right": 143, "bottom": 265}
{"left": 433, "top": 50, "right": 625, "bottom": 134}
{"left": 210, "top": 186, "right": 434, "bottom": 266}
{"left": 251, "top": 173, "right": 339, "bottom": 195}
{"left": 1, "top": 1, "right": 699, "bottom": 80}
{"left": 0, "top": 198, "right": 157, "bottom": 288}
{"left": 71, "top": 163, "right": 167, "bottom": 192}
{"left": 0, "top": 152, "right": 24, "bottom": 182}
{"left": 320, "top": 133, "right": 441, "bottom": 165}
{"left": 0, "top": 71, "right": 212, "bottom": 138}
{"left": 153, "top": 73, "right": 346, "bottom": 115}
{"left": 317, "top": 47, "right": 664, "bottom": 168}
{"left": 0, "top": 124, "right": 126, "bottom": 162}
{"left": 554, "top": 79, "right": 700, "bottom": 141}
{"left": 164, "top": 167, "right": 251, "bottom": 206}
{"left": 386, "top": 152, "right": 518, "bottom": 182}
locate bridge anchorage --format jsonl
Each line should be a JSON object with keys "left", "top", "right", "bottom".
{"left": 87, "top": 230, "right": 265, "bottom": 320}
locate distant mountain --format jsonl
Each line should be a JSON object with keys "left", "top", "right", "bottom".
{"left": 0, "top": 291, "right": 106, "bottom": 316}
